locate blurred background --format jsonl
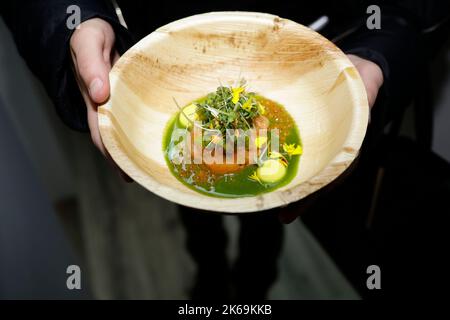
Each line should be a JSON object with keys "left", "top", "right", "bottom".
{"left": 1, "top": 11, "right": 449, "bottom": 299}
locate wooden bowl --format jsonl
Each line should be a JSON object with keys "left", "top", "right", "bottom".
{"left": 98, "top": 12, "right": 369, "bottom": 213}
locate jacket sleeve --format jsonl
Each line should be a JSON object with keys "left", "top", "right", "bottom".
{"left": 1, "top": 0, "right": 135, "bottom": 131}
{"left": 339, "top": 2, "right": 419, "bottom": 113}
{"left": 339, "top": 0, "right": 449, "bottom": 116}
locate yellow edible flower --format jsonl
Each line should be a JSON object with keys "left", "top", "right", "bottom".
{"left": 241, "top": 99, "right": 253, "bottom": 112}
{"left": 248, "top": 171, "right": 263, "bottom": 185}
{"left": 232, "top": 87, "right": 245, "bottom": 104}
{"left": 282, "top": 143, "right": 303, "bottom": 156}
{"left": 257, "top": 102, "right": 266, "bottom": 115}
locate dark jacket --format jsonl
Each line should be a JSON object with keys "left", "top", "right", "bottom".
{"left": 2, "top": 0, "right": 449, "bottom": 131}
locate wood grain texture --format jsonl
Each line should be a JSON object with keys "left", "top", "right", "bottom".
{"left": 98, "top": 12, "right": 369, "bottom": 213}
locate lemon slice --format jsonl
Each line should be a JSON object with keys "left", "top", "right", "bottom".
{"left": 257, "top": 159, "right": 287, "bottom": 183}
{"left": 179, "top": 104, "right": 198, "bottom": 128}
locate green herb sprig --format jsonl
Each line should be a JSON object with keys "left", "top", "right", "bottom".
{"left": 196, "top": 83, "right": 263, "bottom": 137}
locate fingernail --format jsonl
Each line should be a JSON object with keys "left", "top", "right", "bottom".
{"left": 89, "top": 78, "right": 103, "bottom": 97}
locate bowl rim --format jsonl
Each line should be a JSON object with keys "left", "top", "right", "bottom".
{"left": 98, "top": 11, "right": 369, "bottom": 213}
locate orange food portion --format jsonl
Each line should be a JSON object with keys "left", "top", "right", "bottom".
{"left": 205, "top": 162, "right": 246, "bottom": 174}
{"left": 182, "top": 98, "right": 293, "bottom": 177}
{"left": 253, "top": 115, "right": 270, "bottom": 129}
{"left": 205, "top": 147, "right": 249, "bottom": 174}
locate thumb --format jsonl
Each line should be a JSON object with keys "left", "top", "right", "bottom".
{"left": 71, "top": 29, "right": 113, "bottom": 104}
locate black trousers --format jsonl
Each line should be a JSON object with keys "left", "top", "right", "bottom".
{"left": 179, "top": 206, "right": 283, "bottom": 300}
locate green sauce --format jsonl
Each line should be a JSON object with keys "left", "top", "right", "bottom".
{"left": 163, "top": 95, "right": 301, "bottom": 198}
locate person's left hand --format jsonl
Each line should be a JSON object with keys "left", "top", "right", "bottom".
{"left": 347, "top": 54, "right": 384, "bottom": 109}
{"left": 278, "top": 54, "right": 384, "bottom": 224}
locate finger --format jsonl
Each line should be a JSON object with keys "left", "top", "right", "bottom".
{"left": 112, "top": 51, "right": 120, "bottom": 66}
{"left": 104, "top": 51, "right": 131, "bottom": 182}
{"left": 86, "top": 105, "right": 133, "bottom": 182}
{"left": 358, "top": 71, "right": 379, "bottom": 108}
{"left": 71, "top": 31, "right": 112, "bottom": 104}
{"left": 71, "top": 53, "right": 109, "bottom": 158}
{"left": 72, "top": 49, "right": 130, "bottom": 182}
{"left": 86, "top": 102, "right": 107, "bottom": 156}
{"left": 347, "top": 55, "right": 383, "bottom": 109}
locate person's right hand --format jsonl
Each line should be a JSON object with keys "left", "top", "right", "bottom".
{"left": 70, "top": 18, "right": 132, "bottom": 182}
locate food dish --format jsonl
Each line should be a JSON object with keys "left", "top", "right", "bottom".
{"left": 98, "top": 12, "right": 369, "bottom": 213}
{"left": 164, "top": 82, "right": 302, "bottom": 197}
